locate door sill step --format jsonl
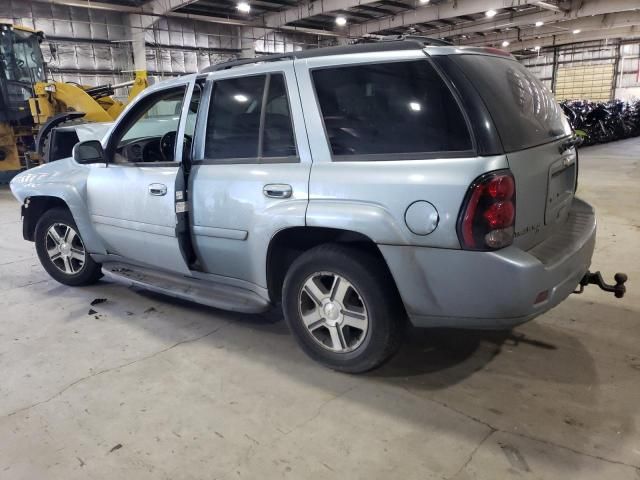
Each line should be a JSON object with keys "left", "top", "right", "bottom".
{"left": 102, "top": 262, "right": 270, "bottom": 314}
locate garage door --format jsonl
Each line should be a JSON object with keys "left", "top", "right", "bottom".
{"left": 555, "top": 63, "right": 614, "bottom": 101}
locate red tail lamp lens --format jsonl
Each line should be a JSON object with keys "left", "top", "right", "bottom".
{"left": 487, "top": 175, "right": 515, "bottom": 200}
{"left": 483, "top": 201, "right": 515, "bottom": 229}
{"left": 457, "top": 171, "right": 516, "bottom": 251}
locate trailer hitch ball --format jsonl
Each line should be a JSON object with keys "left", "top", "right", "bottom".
{"left": 574, "top": 271, "right": 628, "bottom": 298}
{"left": 613, "top": 273, "right": 628, "bottom": 298}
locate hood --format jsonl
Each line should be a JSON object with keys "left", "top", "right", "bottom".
{"left": 57, "top": 121, "right": 114, "bottom": 144}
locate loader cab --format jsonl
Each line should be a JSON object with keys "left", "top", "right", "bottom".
{"left": 0, "top": 24, "right": 46, "bottom": 124}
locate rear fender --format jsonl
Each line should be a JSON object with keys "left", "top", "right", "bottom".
{"left": 305, "top": 200, "right": 408, "bottom": 245}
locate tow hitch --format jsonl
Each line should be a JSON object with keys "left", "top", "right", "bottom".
{"left": 574, "top": 271, "right": 628, "bottom": 298}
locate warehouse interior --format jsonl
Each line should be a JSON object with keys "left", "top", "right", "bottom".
{"left": 1, "top": 0, "right": 640, "bottom": 478}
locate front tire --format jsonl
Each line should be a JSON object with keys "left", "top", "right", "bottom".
{"left": 282, "top": 244, "right": 405, "bottom": 373}
{"left": 35, "top": 208, "right": 103, "bottom": 286}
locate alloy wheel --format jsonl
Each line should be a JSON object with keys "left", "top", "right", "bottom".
{"left": 298, "top": 271, "right": 369, "bottom": 353}
{"left": 45, "top": 223, "right": 86, "bottom": 275}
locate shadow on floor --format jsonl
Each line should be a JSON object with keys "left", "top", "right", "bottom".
{"left": 43, "top": 279, "right": 637, "bottom": 470}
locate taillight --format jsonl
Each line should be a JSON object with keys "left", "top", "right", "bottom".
{"left": 457, "top": 170, "right": 516, "bottom": 250}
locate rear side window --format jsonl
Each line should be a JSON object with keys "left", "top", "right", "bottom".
{"left": 204, "top": 73, "right": 297, "bottom": 161}
{"left": 451, "top": 54, "right": 571, "bottom": 152}
{"left": 312, "top": 60, "right": 472, "bottom": 159}
{"left": 263, "top": 74, "right": 297, "bottom": 157}
{"left": 205, "top": 75, "right": 265, "bottom": 160}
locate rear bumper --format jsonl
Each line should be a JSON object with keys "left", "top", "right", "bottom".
{"left": 380, "top": 197, "right": 596, "bottom": 329}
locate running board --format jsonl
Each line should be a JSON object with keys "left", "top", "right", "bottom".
{"left": 102, "top": 263, "right": 270, "bottom": 314}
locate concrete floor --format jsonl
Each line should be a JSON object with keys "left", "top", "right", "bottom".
{"left": 0, "top": 139, "right": 639, "bottom": 480}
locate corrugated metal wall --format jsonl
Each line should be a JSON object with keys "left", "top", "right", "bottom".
{"left": 0, "top": 0, "right": 324, "bottom": 90}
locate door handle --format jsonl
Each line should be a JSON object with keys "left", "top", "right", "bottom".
{"left": 263, "top": 184, "right": 292, "bottom": 199}
{"left": 148, "top": 183, "right": 167, "bottom": 196}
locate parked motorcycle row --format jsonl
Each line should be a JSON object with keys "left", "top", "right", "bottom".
{"left": 560, "top": 99, "right": 640, "bottom": 146}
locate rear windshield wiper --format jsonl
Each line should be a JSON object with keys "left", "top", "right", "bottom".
{"left": 559, "top": 135, "right": 582, "bottom": 154}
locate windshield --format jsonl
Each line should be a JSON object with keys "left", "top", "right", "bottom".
{"left": 451, "top": 54, "right": 571, "bottom": 152}
{"left": 0, "top": 26, "right": 46, "bottom": 103}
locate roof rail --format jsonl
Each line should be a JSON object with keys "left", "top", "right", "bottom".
{"left": 201, "top": 53, "right": 294, "bottom": 73}
{"left": 355, "top": 35, "right": 453, "bottom": 47}
{"left": 199, "top": 36, "right": 453, "bottom": 73}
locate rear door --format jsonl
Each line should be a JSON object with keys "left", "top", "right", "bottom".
{"left": 450, "top": 54, "right": 575, "bottom": 250}
{"left": 188, "top": 62, "right": 311, "bottom": 287}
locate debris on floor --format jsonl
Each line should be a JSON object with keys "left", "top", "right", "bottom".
{"left": 108, "top": 443, "right": 123, "bottom": 454}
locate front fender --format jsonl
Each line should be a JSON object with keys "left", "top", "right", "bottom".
{"left": 10, "top": 159, "right": 107, "bottom": 255}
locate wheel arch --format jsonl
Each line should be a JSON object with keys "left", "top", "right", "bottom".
{"left": 266, "top": 226, "right": 400, "bottom": 305}
{"left": 11, "top": 161, "right": 108, "bottom": 255}
{"left": 22, "top": 195, "right": 69, "bottom": 241}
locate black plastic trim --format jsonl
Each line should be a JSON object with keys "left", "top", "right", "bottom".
{"left": 431, "top": 55, "right": 504, "bottom": 156}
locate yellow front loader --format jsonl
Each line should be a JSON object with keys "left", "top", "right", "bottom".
{"left": 0, "top": 23, "right": 147, "bottom": 183}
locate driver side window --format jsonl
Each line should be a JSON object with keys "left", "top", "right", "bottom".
{"left": 112, "top": 87, "right": 187, "bottom": 164}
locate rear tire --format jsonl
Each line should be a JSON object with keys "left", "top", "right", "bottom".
{"left": 282, "top": 244, "right": 405, "bottom": 373}
{"left": 34, "top": 208, "right": 103, "bottom": 286}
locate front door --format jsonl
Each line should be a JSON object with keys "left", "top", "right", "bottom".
{"left": 87, "top": 80, "right": 198, "bottom": 275}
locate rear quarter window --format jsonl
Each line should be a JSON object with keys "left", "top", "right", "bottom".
{"left": 451, "top": 54, "right": 571, "bottom": 152}
{"left": 312, "top": 60, "right": 473, "bottom": 159}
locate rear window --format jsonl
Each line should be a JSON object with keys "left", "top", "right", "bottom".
{"left": 451, "top": 54, "right": 571, "bottom": 152}
{"left": 312, "top": 60, "right": 472, "bottom": 159}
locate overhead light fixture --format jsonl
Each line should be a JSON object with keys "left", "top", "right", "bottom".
{"left": 485, "top": 9, "right": 497, "bottom": 18}
{"left": 572, "top": 29, "right": 581, "bottom": 34}
{"left": 236, "top": 1, "right": 250, "bottom": 13}
{"left": 534, "top": 45, "right": 541, "bottom": 51}
{"left": 419, "top": 0, "right": 430, "bottom": 3}
{"left": 335, "top": 16, "right": 347, "bottom": 26}
{"left": 535, "top": 21, "right": 544, "bottom": 27}
{"left": 409, "top": 102, "right": 422, "bottom": 112}
{"left": 233, "top": 94, "right": 249, "bottom": 102}
{"left": 502, "top": 40, "right": 510, "bottom": 47}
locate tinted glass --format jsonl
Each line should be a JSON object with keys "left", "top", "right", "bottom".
{"left": 263, "top": 74, "right": 296, "bottom": 157}
{"left": 312, "top": 60, "right": 472, "bottom": 158}
{"left": 451, "top": 54, "right": 571, "bottom": 152}
{"left": 205, "top": 75, "right": 265, "bottom": 159}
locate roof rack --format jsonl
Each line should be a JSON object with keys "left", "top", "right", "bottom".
{"left": 201, "top": 53, "right": 294, "bottom": 73}
{"left": 354, "top": 35, "right": 453, "bottom": 47}
{"left": 199, "top": 36, "right": 453, "bottom": 73}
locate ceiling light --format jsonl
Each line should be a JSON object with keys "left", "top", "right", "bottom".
{"left": 502, "top": 40, "right": 510, "bottom": 47}
{"left": 419, "top": 0, "right": 430, "bottom": 3}
{"left": 485, "top": 9, "right": 497, "bottom": 18}
{"left": 535, "top": 21, "right": 544, "bottom": 27}
{"left": 409, "top": 102, "right": 421, "bottom": 112}
{"left": 335, "top": 16, "right": 347, "bottom": 26}
{"left": 534, "top": 45, "right": 541, "bottom": 51}
{"left": 236, "top": 1, "right": 250, "bottom": 13}
{"left": 572, "top": 29, "right": 581, "bottom": 34}
{"left": 233, "top": 94, "right": 248, "bottom": 102}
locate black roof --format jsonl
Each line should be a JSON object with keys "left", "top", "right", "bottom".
{"left": 201, "top": 37, "right": 451, "bottom": 73}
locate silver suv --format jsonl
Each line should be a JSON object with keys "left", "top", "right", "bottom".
{"left": 10, "top": 39, "right": 603, "bottom": 372}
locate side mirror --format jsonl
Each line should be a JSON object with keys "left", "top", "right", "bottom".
{"left": 73, "top": 140, "right": 106, "bottom": 165}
